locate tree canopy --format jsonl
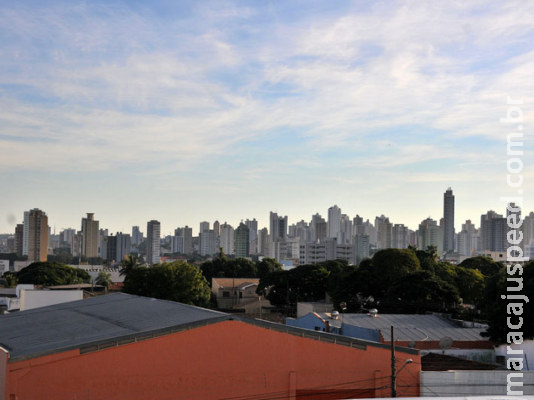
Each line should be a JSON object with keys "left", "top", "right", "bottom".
{"left": 17, "top": 262, "right": 90, "bottom": 286}
{"left": 122, "top": 260, "right": 211, "bottom": 307}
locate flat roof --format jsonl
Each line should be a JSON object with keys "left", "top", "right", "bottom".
{"left": 319, "top": 313, "right": 487, "bottom": 341}
{"left": 0, "top": 293, "right": 418, "bottom": 362}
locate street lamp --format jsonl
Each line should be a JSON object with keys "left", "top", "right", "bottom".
{"left": 391, "top": 325, "right": 414, "bottom": 398}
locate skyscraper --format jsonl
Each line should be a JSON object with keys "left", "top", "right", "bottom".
{"left": 81, "top": 213, "right": 99, "bottom": 259}
{"left": 245, "top": 218, "right": 258, "bottom": 254}
{"left": 443, "top": 188, "right": 455, "bottom": 253}
{"left": 146, "top": 220, "right": 161, "bottom": 265}
{"left": 14, "top": 223, "right": 24, "bottom": 257}
{"left": 327, "top": 205, "right": 341, "bottom": 240}
{"left": 219, "top": 223, "right": 234, "bottom": 255}
{"left": 235, "top": 223, "right": 250, "bottom": 258}
{"left": 27, "top": 208, "right": 48, "bottom": 263}
{"left": 269, "top": 212, "right": 288, "bottom": 242}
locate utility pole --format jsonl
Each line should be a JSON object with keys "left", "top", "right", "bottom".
{"left": 391, "top": 325, "right": 396, "bottom": 398}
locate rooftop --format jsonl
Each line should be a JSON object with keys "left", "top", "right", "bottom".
{"left": 0, "top": 293, "right": 418, "bottom": 363}
{"left": 319, "top": 313, "right": 487, "bottom": 341}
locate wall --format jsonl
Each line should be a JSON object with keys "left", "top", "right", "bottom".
{"left": 421, "top": 371, "right": 534, "bottom": 396}
{"left": 19, "top": 290, "right": 83, "bottom": 311}
{"left": 0, "top": 347, "right": 7, "bottom": 400}
{"left": 4, "top": 320, "right": 420, "bottom": 400}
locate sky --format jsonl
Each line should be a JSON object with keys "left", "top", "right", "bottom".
{"left": 1, "top": 0, "right": 533, "bottom": 236}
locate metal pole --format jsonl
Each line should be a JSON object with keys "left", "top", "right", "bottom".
{"left": 391, "top": 325, "right": 396, "bottom": 398}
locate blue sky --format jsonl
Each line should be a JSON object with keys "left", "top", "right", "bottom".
{"left": 1, "top": 0, "right": 533, "bottom": 235}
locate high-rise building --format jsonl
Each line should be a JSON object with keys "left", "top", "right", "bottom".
{"left": 311, "top": 213, "right": 327, "bottom": 242}
{"left": 457, "top": 220, "right": 478, "bottom": 257}
{"left": 81, "top": 213, "right": 99, "bottom": 259}
{"left": 235, "top": 223, "right": 250, "bottom": 258}
{"left": 269, "top": 212, "right": 288, "bottom": 242}
{"left": 199, "top": 230, "right": 216, "bottom": 256}
{"left": 106, "top": 232, "right": 131, "bottom": 263}
{"left": 98, "top": 229, "right": 108, "bottom": 259}
{"left": 219, "top": 223, "right": 234, "bottom": 255}
{"left": 480, "top": 210, "right": 507, "bottom": 252}
{"left": 392, "top": 224, "right": 409, "bottom": 249}
{"left": 417, "top": 217, "right": 443, "bottom": 253}
{"left": 146, "top": 220, "right": 161, "bottom": 265}
{"left": 245, "top": 219, "right": 258, "bottom": 254}
{"left": 131, "top": 226, "right": 143, "bottom": 247}
{"left": 353, "top": 234, "right": 370, "bottom": 264}
{"left": 327, "top": 205, "right": 341, "bottom": 240}
{"left": 213, "top": 220, "right": 221, "bottom": 237}
{"left": 258, "top": 228, "right": 269, "bottom": 256}
{"left": 340, "top": 214, "right": 353, "bottom": 244}
{"left": 22, "top": 211, "right": 29, "bottom": 256}
{"left": 27, "top": 208, "right": 48, "bottom": 263}
{"left": 375, "top": 215, "right": 392, "bottom": 249}
{"left": 14, "top": 224, "right": 24, "bottom": 257}
{"left": 443, "top": 188, "right": 455, "bottom": 253}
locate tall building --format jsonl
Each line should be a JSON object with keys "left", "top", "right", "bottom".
{"left": 258, "top": 227, "right": 269, "bottom": 256}
{"left": 269, "top": 212, "right": 288, "bottom": 242}
{"left": 245, "top": 219, "right": 258, "bottom": 254}
{"left": 480, "top": 210, "right": 507, "bottom": 252}
{"left": 353, "top": 234, "right": 370, "bottom": 264}
{"left": 375, "top": 215, "right": 392, "bottom": 249}
{"left": 146, "top": 220, "right": 161, "bottom": 265}
{"left": 417, "top": 217, "right": 443, "bottom": 254}
{"left": 443, "top": 188, "right": 455, "bottom": 253}
{"left": 392, "top": 224, "right": 409, "bottom": 249}
{"left": 327, "top": 205, "right": 341, "bottom": 240}
{"left": 27, "top": 208, "right": 48, "bottom": 263}
{"left": 22, "top": 211, "right": 29, "bottom": 256}
{"left": 213, "top": 221, "right": 221, "bottom": 238}
{"left": 311, "top": 213, "right": 327, "bottom": 242}
{"left": 457, "top": 220, "right": 478, "bottom": 257}
{"left": 235, "top": 223, "right": 250, "bottom": 258}
{"left": 131, "top": 226, "right": 143, "bottom": 247}
{"left": 199, "top": 230, "right": 216, "bottom": 256}
{"left": 106, "top": 232, "right": 131, "bottom": 263}
{"left": 81, "top": 213, "right": 99, "bottom": 259}
{"left": 340, "top": 214, "right": 353, "bottom": 244}
{"left": 14, "top": 224, "right": 24, "bottom": 257}
{"left": 219, "top": 223, "right": 234, "bottom": 255}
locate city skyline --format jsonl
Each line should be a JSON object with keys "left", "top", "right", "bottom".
{"left": 1, "top": 1, "right": 533, "bottom": 234}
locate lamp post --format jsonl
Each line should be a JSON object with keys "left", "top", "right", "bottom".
{"left": 391, "top": 325, "right": 413, "bottom": 398}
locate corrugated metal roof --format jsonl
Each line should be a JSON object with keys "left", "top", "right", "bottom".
{"left": 319, "top": 313, "right": 487, "bottom": 341}
{"left": 0, "top": 292, "right": 228, "bottom": 361}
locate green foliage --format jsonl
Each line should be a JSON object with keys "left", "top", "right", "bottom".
{"left": 483, "top": 261, "right": 534, "bottom": 342}
{"left": 435, "top": 262, "right": 486, "bottom": 306}
{"left": 2, "top": 272, "right": 18, "bottom": 288}
{"left": 200, "top": 253, "right": 258, "bottom": 284}
{"left": 256, "top": 258, "right": 283, "bottom": 280}
{"left": 381, "top": 270, "right": 461, "bottom": 313}
{"left": 460, "top": 256, "right": 502, "bottom": 277}
{"left": 17, "top": 262, "right": 90, "bottom": 286}
{"left": 95, "top": 271, "right": 112, "bottom": 289}
{"left": 120, "top": 254, "right": 140, "bottom": 276}
{"left": 122, "top": 260, "right": 211, "bottom": 307}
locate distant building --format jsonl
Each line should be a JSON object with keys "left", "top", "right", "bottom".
{"left": 174, "top": 226, "right": 193, "bottom": 255}
{"left": 106, "top": 233, "right": 131, "bottom": 263}
{"left": 418, "top": 217, "right": 443, "bottom": 253}
{"left": 27, "top": 209, "right": 48, "bottom": 263}
{"left": 14, "top": 224, "right": 24, "bottom": 257}
{"left": 327, "top": 205, "right": 341, "bottom": 240}
{"left": 234, "top": 223, "right": 250, "bottom": 258}
{"left": 81, "top": 213, "right": 99, "bottom": 259}
{"left": 245, "top": 218, "right": 258, "bottom": 254}
{"left": 480, "top": 210, "right": 507, "bottom": 252}
{"left": 131, "top": 226, "right": 143, "bottom": 247}
{"left": 269, "top": 212, "right": 288, "bottom": 242}
{"left": 219, "top": 223, "right": 234, "bottom": 255}
{"left": 146, "top": 220, "right": 161, "bottom": 265}
{"left": 457, "top": 220, "right": 478, "bottom": 257}
{"left": 199, "top": 230, "right": 216, "bottom": 256}
{"left": 375, "top": 215, "right": 392, "bottom": 249}
{"left": 443, "top": 188, "right": 455, "bottom": 253}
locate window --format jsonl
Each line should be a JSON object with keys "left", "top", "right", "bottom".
{"left": 222, "top": 291, "right": 230, "bottom": 298}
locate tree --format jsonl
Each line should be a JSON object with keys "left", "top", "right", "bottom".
{"left": 120, "top": 254, "right": 140, "bottom": 276}
{"left": 369, "top": 248, "right": 421, "bottom": 297}
{"left": 17, "top": 262, "right": 90, "bottom": 286}
{"left": 460, "top": 256, "right": 502, "bottom": 277}
{"left": 95, "top": 271, "right": 112, "bottom": 290}
{"left": 256, "top": 258, "right": 283, "bottom": 280}
{"left": 122, "top": 261, "right": 211, "bottom": 307}
{"left": 381, "top": 270, "right": 460, "bottom": 313}
{"left": 483, "top": 261, "right": 534, "bottom": 342}
{"left": 2, "top": 272, "right": 18, "bottom": 288}
{"left": 200, "top": 253, "right": 257, "bottom": 284}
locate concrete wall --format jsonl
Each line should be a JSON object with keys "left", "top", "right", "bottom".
{"left": 19, "top": 290, "right": 83, "bottom": 311}
{"left": 421, "top": 371, "right": 534, "bottom": 396}
{"left": 4, "top": 320, "right": 420, "bottom": 400}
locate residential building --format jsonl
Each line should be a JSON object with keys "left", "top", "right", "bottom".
{"left": 22, "top": 211, "right": 29, "bottom": 256}
{"left": 131, "top": 226, "right": 143, "bottom": 247}
{"left": 14, "top": 224, "right": 23, "bottom": 257}
{"left": 457, "top": 220, "right": 478, "bottom": 257}
{"left": 480, "top": 210, "right": 507, "bottom": 252}
{"left": 353, "top": 234, "right": 370, "bottom": 264}
{"left": 27, "top": 209, "right": 48, "bottom": 263}
{"left": 392, "top": 224, "right": 409, "bottom": 249}
{"left": 199, "top": 230, "right": 216, "bottom": 256}
{"left": 146, "top": 220, "right": 161, "bottom": 265}
{"left": 418, "top": 217, "right": 443, "bottom": 253}
{"left": 327, "top": 205, "right": 341, "bottom": 240}
{"left": 219, "top": 223, "right": 234, "bottom": 255}
{"left": 245, "top": 218, "right": 258, "bottom": 254}
{"left": 257, "top": 227, "right": 269, "bottom": 256}
{"left": 443, "top": 187, "right": 455, "bottom": 253}
{"left": 234, "top": 223, "right": 249, "bottom": 258}
{"left": 81, "top": 213, "right": 99, "bottom": 259}
{"left": 311, "top": 213, "right": 327, "bottom": 242}
{"left": 375, "top": 215, "right": 392, "bottom": 249}
{"left": 269, "top": 212, "right": 287, "bottom": 241}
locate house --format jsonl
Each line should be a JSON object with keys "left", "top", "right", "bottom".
{"left": 0, "top": 284, "right": 83, "bottom": 312}
{"left": 287, "top": 311, "right": 495, "bottom": 363}
{"left": 0, "top": 293, "right": 420, "bottom": 400}
{"left": 211, "top": 277, "right": 269, "bottom": 312}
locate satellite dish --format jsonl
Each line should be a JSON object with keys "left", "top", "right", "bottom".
{"left": 439, "top": 336, "right": 453, "bottom": 349}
